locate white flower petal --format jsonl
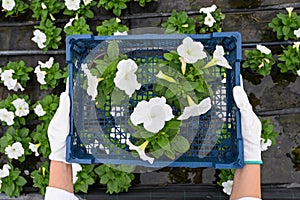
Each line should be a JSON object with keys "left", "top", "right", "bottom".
{"left": 199, "top": 4, "right": 217, "bottom": 14}
{"left": 83, "top": 0, "right": 92, "bottom": 6}
{"left": 72, "top": 163, "right": 82, "bottom": 184}
{"left": 177, "top": 37, "right": 207, "bottom": 64}
{"left": 39, "top": 57, "right": 54, "bottom": 69}
{"left": 64, "top": 18, "right": 75, "bottom": 29}
{"left": 2, "top": 0, "right": 15, "bottom": 11}
{"left": 34, "top": 104, "right": 46, "bottom": 117}
{"left": 130, "top": 97, "right": 174, "bottom": 133}
{"left": 82, "top": 63, "right": 98, "bottom": 101}
{"left": 12, "top": 98, "right": 30, "bottom": 117}
{"left": 260, "top": 138, "right": 272, "bottom": 151}
{"left": 178, "top": 97, "right": 211, "bottom": 120}
{"left": 294, "top": 28, "right": 300, "bottom": 38}
{"left": 65, "top": 0, "right": 80, "bottom": 10}
{"left": 222, "top": 180, "right": 233, "bottom": 195}
{"left": 114, "top": 59, "right": 141, "bottom": 97}
{"left": 204, "top": 13, "right": 216, "bottom": 27}
{"left": 5, "top": 142, "right": 24, "bottom": 160}
{"left": 0, "top": 108, "right": 14, "bottom": 125}
{"left": 32, "top": 30, "right": 46, "bottom": 49}
{"left": 126, "top": 139, "right": 154, "bottom": 164}
{"left": 213, "top": 45, "right": 232, "bottom": 69}
{"left": 256, "top": 45, "right": 271, "bottom": 54}
{"left": 29, "top": 142, "right": 40, "bottom": 156}
{"left": 114, "top": 31, "right": 128, "bottom": 36}
{"left": 34, "top": 66, "right": 47, "bottom": 85}
{"left": 297, "top": 70, "right": 300, "bottom": 76}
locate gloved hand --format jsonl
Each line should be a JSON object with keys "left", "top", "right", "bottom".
{"left": 233, "top": 85, "right": 263, "bottom": 164}
{"left": 48, "top": 84, "right": 70, "bottom": 163}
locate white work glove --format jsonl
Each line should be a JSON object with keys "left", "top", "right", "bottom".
{"left": 48, "top": 87, "right": 70, "bottom": 163}
{"left": 233, "top": 85, "right": 262, "bottom": 164}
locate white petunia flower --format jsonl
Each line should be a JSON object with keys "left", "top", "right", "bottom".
{"left": 34, "top": 104, "right": 46, "bottom": 117}
{"left": 256, "top": 45, "right": 271, "bottom": 54}
{"left": 260, "top": 138, "right": 272, "bottom": 151}
{"left": 199, "top": 4, "right": 217, "bottom": 14}
{"left": 39, "top": 57, "right": 54, "bottom": 69}
{"left": 72, "top": 163, "right": 82, "bottom": 184}
{"left": 114, "top": 31, "right": 128, "bottom": 36}
{"left": 177, "top": 37, "right": 207, "bottom": 64}
{"left": 126, "top": 139, "right": 154, "bottom": 164}
{"left": 286, "top": 7, "right": 293, "bottom": 18}
{"left": 64, "top": 18, "right": 76, "bottom": 29}
{"left": 29, "top": 142, "right": 41, "bottom": 156}
{"left": 204, "top": 45, "right": 232, "bottom": 69}
{"left": 114, "top": 59, "right": 141, "bottom": 97}
{"left": 12, "top": 98, "right": 30, "bottom": 117}
{"left": 0, "top": 164, "right": 11, "bottom": 178}
{"left": 41, "top": 2, "right": 47, "bottom": 9}
{"left": 297, "top": 70, "right": 300, "bottom": 76}
{"left": 5, "top": 142, "right": 24, "bottom": 160}
{"left": 83, "top": 0, "right": 92, "bottom": 5}
{"left": 222, "top": 180, "right": 234, "bottom": 195}
{"left": 82, "top": 63, "right": 98, "bottom": 101}
{"left": 1, "top": 69, "right": 17, "bottom": 90}
{"left": 294, "top": 28, "right": 300, "bottom": 38}
{"left": 0, "top": 108, "right": 14, "bottom": 126}
{"left": 32, "top": 30, "right": 46, "bottom": 49}
{"left": 204, "top": 13, "right": 216, "bottom": 27}
{"left": 130, "top": 96, "right": 174, "bottom": 133}
{"left": 65, "top": 0, "right": 80, "bottom": 11}
{"left": 178, "top": 96, "right": 211, "bottom": 120}
{"left": 2, "top": 0, "right": 15, "bottom": 11}
{"left": 34, "top": 66, "right": 47, "bottom": 85}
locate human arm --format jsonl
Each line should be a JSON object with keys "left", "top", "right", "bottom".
{"left": 45, "top": 89, "right": 78, "bottom": 200}
{"left": 230, "top": 86, "right": 262, "bottom": 200}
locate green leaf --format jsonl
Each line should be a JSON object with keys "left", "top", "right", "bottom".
{"left": 171, "top": 135, "right": 190, "bottom": 153}
{"left": 107, "top": 41, "right": 119, "bottom": 59}
{"left": 15, "top": 176, "right": 27, "bottom": 186}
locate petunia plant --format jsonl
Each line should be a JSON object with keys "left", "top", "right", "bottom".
{"left": 268, "top": 7, "right": 300, "bottom": 40}
{"left": 197, "top": 4, "right": 225, "bottom": 33}
{"left": 31, "top": 161, "right": 49, "bottom": 195}
{"left": 161, "top": 10, "right": 196, "bottom": 34}
{"left": 0, "top": 60, "right": 33, "bottom": 92}
{"left": 133, "top": 0, "right": 157, "bottom": 7}
{"left": 1, "top": 0, "right": 29, "bottom": 17}
{"left": 34, "top": 57, "right": 65, "bottom": 89}
{"left": 33, "top": 19, "right": 62, "bottom": 52}
{"left": 64, "top": 16, "right": 93, "bottom": 36}
{"left": 242, "top": 45, "right": 275, "bottom": 76}
{"left": 277, "top": 42, "right": 300, "bottom": 75}
{"left": 96, "top": 18, "right": 129, "bottom": 36}
{"left": 30, "top": 0, "right": 65, "bottom": 21}
{"left": 63, "top": 0, "right": 96, "bottom": 19}
{"left": 97, "top": 0, "right": 130, "bottom": 16}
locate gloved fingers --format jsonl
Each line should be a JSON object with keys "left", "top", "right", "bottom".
{"left": 233, "top": 86, "right": 252, "bottom": 112}
{"left": 239, "top": 74, "right": 244, "bottom": 89}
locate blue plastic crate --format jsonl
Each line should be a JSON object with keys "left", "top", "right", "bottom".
{"left": 66, "top": 32, "right": 243, "bottom": 169}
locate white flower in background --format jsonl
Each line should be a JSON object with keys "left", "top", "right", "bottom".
{"left": 297, "top": 70, "right": 300, "bottom": 76}
{"left": 34, "top": 104, "right": 46, "bottom": 117}
{"left": 286, "top": 7, "right": 293, "bottom": 18}
{"left": 83, "top": 0, "right": 92, "bottom": 5}
{"left": 2, "top": 0, "right": 15, "bottom": 11}
{"left": 41, "top": 2, "right": 47, "bottom": 9}
{"left": 34, "top": 66, "right": 46, "bottom": 85}
{"left": 177, "top": 37, "right": 207, "bottom": 64}
{"left": 5, "top": 142, "right": 24, "bottom": 160}
{"left": 114, "top": 59, "right": 141, "bottom": 97}
{"left": 82, "top": 64, "right": 98, "bottom": 101}
{"left": 199, "top": 4, "right": 217, "bottom": 14}
{"left": 116, "top": 17, "right": 121, "bottom": 23}
{"left": 29, "top": 142, "right": 41, "bottom": 156}
{"left": 204, "top": 45, "right": 232, "bottom": 69}
{"left": 0, "top": 108, "right": 14, "bottom": 126}
{"left": 204, "top": 13, "right": 216, "bottom": 27}
{"left": 260, "top": 138, "right": 272, "bottom": 151}
{"left": 32, "top": 30, "right": 46, "bottom": 49}
{"left": 126, "top": 139, "right": 154, "bottom": 164}
{"left": 64, "top": 18, "right": 76, "bottom": 29}
{"left": 178, "top": 96, "right": 211, "bottom": 120}
{"left": 1, "top": 69, "right": 17, "bottom": 90}
{"left": 130, "top": 97, "right": 174, "bottom": 133}
{"left": 114, "top": 31, "right": 128, "bottom": 36}
{"left": 222, "top": 180, "right": 234, "bottom": 195}
{"left": 256, "top": 45, "right": 271, "bottom": 54}
{"left": 0, "top": 164, "right": 10, "bottom": 178}
{"left": 39, "top": 57, "right": 54, "bottom": 69}
{"left": 72, "top": 163, "right": 82, "bottom": 184}
{"left": 156, "top": 71, "right": 176, "bottom": 83}
{"left": 12, "top": 98, "right": 29, "bottom": 117}
{"left": 294, "top": 28, "right": 300, "bottom": 38}
{"left": 110, "top": 126, "right": 130, "bottom": 144}
{"left": 0, "top": 68, "right": 2, "bottom": 73}
{"left": 65, "top": 0, "right": 80, "bottom": 11}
